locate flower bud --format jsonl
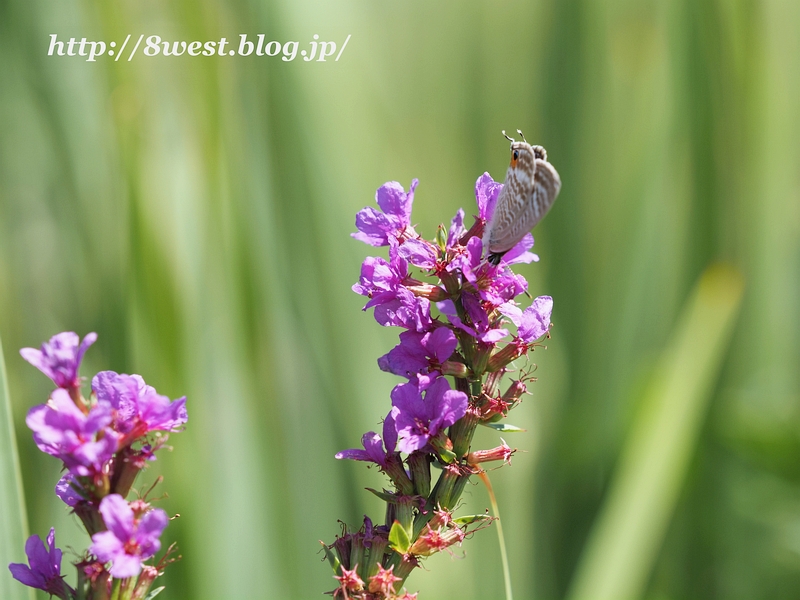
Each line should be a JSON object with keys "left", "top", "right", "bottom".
{"left": 368, "top": 564, "right": 402, "bottom": 596}
{"left": 435, "top": 224, "right": 448, "bottom": 252}
{"left": 502, "top": 379, "right": 529, "bottom": 403}
{"left": 440, "top": 360, "right": 469, "bottom": 378}
{"left": 429, "top": 431, "right": 456, "bottom": 464}
{"left": 487, "top": 342, "right": 523, "bottom": 372}
{"left": 131, "top": 566, "right": 159, "bottom": 600}
{"left": 408, "top": 525, "right": 466, "bottom": 556}
{"left": 467, "top": 440, "right": 515, "bottom": 465}
{"left": 334, "top": 566, "right": 365, "bottom": 594}
{"left": 406, "top": 284, "right": 449, "bottom": 302}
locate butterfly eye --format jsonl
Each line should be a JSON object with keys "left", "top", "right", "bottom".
{"left": 512, "top": 150, "right": 519, "bottom": 161}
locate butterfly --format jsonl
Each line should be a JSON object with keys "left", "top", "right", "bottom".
{"left": 483, "top": 130, "right": 561, "bottom": 265}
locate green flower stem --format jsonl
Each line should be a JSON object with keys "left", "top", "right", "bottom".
{"left": 407, "top": 452, "right": 432, "bottom": 497}
{"left": 450, "top": 408, "right": 479, "bottom": 459}
{"left": 109, "top": 579, "right": 122, "bottom": 600}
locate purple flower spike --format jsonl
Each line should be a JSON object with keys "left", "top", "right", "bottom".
{"left": 352, "top": 180, "right": 419, "bottom": 247}
{"left": 9, "top": 528, "right": 74, "bottom": 599}
{"left": 378, "top": 327, "right": 458, "bottom": 379}
{"left": 390, "top": 376, "right": 468, "bottom": 454}
{"left": 92, "top": 371, "right": 188, "bottom": 444}
{"left": 20, "top": 331, "right": 97, "bottom": 389}
{"left": 90, "top": 494, "right": 168, "bottom": 578}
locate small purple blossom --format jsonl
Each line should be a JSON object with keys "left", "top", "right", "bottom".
{"left": 500, "top": 296, "right": 553, "bottom": 342}
{"left": 373, "top": 287, "right": 433, "bottom": 332}
{"left": 335, "top": 412, "right": 398, "bottom": 468}
{"left": 20, "top": 331, "right": 97, "bottom": 389}
{"left": 90, "top": 494, "right": 168, "bottom": 578}
{"left": 353, "top": 255, "right": 434, "bottom": 330}
{"left": 438, "top": 295, "right": 509, "bottom": 345}
{"left": 92, "top": 371, "right": 188, "bottom": 444}
{"left": 378, "top": 327, "right": 458, "bottom": 379}
{"left": 398, "top": 238, "right": 438, "bottom": 270}
{"left": 55, "top": 473, "right": 83, "bottom": 507}
{"left": 353, "top": 254, "right": 410, "bottom": 309}
{"left": 390, "top": 376, "right": 468, "bottom": 453}
{"left": 8, "top": 528, "right": 73, "bottom": 599}
{"left": 352, "top": 180, "right": 419, "bottom": 247}
{"left": 451, "top": 237, "right": 529, "bottom": 305}
{"left": 26, "top": 389, "right": 118, "bottom": 477}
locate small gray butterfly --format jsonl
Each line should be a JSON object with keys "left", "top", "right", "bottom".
{"left": 483, "top": 130, "right": 561, "bottom": 265}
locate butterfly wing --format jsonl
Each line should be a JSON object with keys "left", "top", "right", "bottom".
{"left": 526, "top": 158, "right": 561, "bottom": 229}
{"left": 485, "top": 144, "right": 537, "bottom": 255}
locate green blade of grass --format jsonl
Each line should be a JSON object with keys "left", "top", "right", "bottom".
{"left": 0, "top": 333, "right": 33, "bottom": 600}
{"left": 567, "top": 264, "right": 744, "bottom": 600}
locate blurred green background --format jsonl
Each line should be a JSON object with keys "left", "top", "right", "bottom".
{"left": 1, "top": 0, "right": 798, "bottom": 598}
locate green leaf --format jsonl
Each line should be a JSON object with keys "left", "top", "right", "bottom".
{"left": 388, "top": 520, "right": 411, "bottom": 554}
{"left": 365, "top": 487, "right": 397, "bottom": 503}
{"left": 480, "top": 423, "right": 526, "bottom": 433}
{"left": 0, "top": 333, "right": 33, "bottom": 600}
{"left": 452, "top": 514, "right": 495, "bottom": 527}
{"left": 567, "top": 265, "right": 744, "bottom": 600}
{"left": 144, "top": 587, "right": 166, "bottom": 600}
{"left": 320, "top": 541, "right": 341, "bottom": 573}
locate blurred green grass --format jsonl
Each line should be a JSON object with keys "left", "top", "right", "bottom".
{"left": 0, "top": 0, "right": 798, "bottom": 598}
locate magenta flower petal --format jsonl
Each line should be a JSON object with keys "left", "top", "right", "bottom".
{"left": 106, "top": 552, "right": 142, "bottom": 579}
{"left": 91, "top": 494, "right": 168, "bottom": 579}
{"left": 20, "top": 331, "right": 97, "bottom": 388}
{"left": 136, "top": 510, "right": 168, "bottom": 557}
{"left": 398, "top": 238, "right": 437, "bottom": 270}
{"left": 501, "top": 233, "right": 538, "bottom": 265}
{"left": 335, "top": 424, "right": 395, "bottom": 469}
{"left": 352, "top": 207, "right": 395, "bottom": 247}
{"left": 447, "top": 209, "right": 466, "bottom": 247}
{"left": 99, "top": 494, "right": 135, "bottom": 542}
{"left": 352, "top": 180, "right": 418, "bottom": 247}
{"left": 26, "top": 389, "right": 117, "bottom": 476}
{"left": 382, "top": 412, "right": 398, "bottom": 453}
{"left": 376, "top": 179, "right": 417, "bottom": 222}
{"left": 390, "top": 376, "right": 467, "bottom": 453}
{"left": 517, "top": 296, "right": 553, "bottom": 342}
{"left": 428, "top": 327, "right": 458, "bottom": 364}
{"left": 92, "top": 371, "right": 188, "bottom": 439}
{"left": 55, "top": 474, "right": 82, "bottom": 507}
{"left": 9, "top": 528, "right": 72, "bottom": 598}
{"left": 474, "top": 173, "right": 503, "bottom": 221}
{"left": 90, "top": 531, "right": 124, "bottom": 562}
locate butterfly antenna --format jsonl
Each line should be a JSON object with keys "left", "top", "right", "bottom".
{"left": 517, "top": 129, "right": 527, "bottom": 143}
{"left": 502, "top": 130, "right": 514, "bottom": 143}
